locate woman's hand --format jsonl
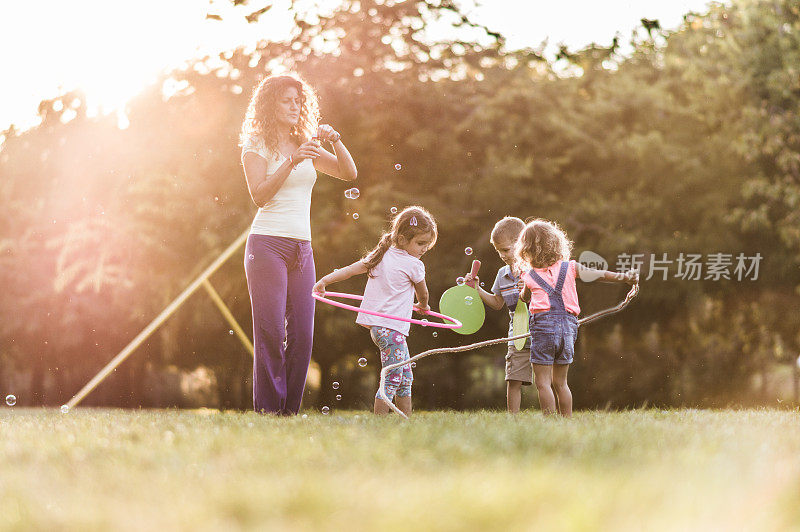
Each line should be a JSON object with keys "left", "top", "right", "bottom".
{"left": 310, "top": 125, "right": 357, "bottom": 181}
{"left": 316, "top": 124, "right": 340, "bottom": 143}
{"left": 293, "top": 140, "right": 323, "bottom": 163}
{"left": 414, "top": 302, "right": 430, "bottom": 313}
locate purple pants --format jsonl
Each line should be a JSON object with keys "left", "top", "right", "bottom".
{"left": 244, "top": 234, "right": 315, "bottom": 415}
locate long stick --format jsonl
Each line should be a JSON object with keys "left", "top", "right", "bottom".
{"left": 378, "top": 284, "right": 640, "bottom": 418}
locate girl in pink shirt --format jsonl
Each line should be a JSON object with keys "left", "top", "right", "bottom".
{"left": 313, "top": 206, "right": 437, "bottom": 416}
{"left": 518, "top": 219, "right": 637, "bottom": 417}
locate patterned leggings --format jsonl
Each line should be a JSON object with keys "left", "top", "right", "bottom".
{"left": 370, "top": 326, "right": 413, "bottom": 400}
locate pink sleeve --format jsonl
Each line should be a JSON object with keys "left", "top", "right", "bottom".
{"left": 570, "top": 259, "right": 578, "bottom": 278}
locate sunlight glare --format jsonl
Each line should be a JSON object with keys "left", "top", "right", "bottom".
{"left": 0, "top": 0, "right": 295, "bottom": 131}
{"left": 0, "top": 0, "right": 712, "bottom": 132}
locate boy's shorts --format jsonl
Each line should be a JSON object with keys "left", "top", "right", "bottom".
{"left": 505, "top": 345, "right": 533, "bottom": 385}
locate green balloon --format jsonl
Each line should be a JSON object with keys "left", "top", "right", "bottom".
{"left": 439, "top": 285, "right": 485, "bottom": 335}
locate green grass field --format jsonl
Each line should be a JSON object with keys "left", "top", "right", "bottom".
{"left": 1, "top": 408, "right": 799, "bottom": 531}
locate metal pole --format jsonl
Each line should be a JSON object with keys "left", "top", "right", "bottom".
{"left": 65, "top": 229, "right": 250, "bottom": 409}
{"left": 202, "top": 279, "right": 254, "bottom": 356}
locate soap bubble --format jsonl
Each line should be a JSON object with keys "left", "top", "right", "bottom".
{"left": 229, "top": 330, "right": 234, "bottom": 335}
{"left": 456, "top": 276, "right": 465, "bottom": 286}
{"left": 336, "top": 394, "right": 342, "bottom": 401}
{"left": 432, "top": 332, "right": 438, "bottom": 337}
{"left": 321, "top": 406, "right": 330, "bottom": 415}
{"left": 464, "top": 247, "right": 473, "bottom": 255}
{"left": 60, "top": 405, "right": 70, "bottom": 414}
{"left": 465, "top": 296, "right": 474, "bottom": 306}
{"left": 394, "top": 164, "right": 402, "bottom": 170}
{"left": 358, "top": 357, "right": 368, "bottom": 367}
{"left": 249, "top": 254, "right": 255, "bottom": 260}
{"left": 332, "top": 381, "right": 340, "bottom": 390}
{"left": 390, "top": 207, "right": 398, "bottom": 214}
{"left": 301, "top": 414, "right": 308, "bottom": 419}
{"left": 344, "top": 188, "right": 361, "bottom": 200}
{"left": 5, "top": 394, "right": 16, "bottom": 406}
{"left": 352, "top": 213, "right": 359, "bottom": 220}
{"left": 411, "top": 362, "right": 417, "bottom": 368}
{"left": 480, "top": 282, "right": 485, "bottom": 287}
{"left": 421, "top": 319, "right": 429, "bottom": 327}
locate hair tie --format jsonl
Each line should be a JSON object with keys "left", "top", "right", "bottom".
{"left": 410, "top": 216, "right": 418, "bottom": 226}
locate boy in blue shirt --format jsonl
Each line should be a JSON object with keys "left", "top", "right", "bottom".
{"left": 464, "top": 217, "right": 531, "bottom": 413}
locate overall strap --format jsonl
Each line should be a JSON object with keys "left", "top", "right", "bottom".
{"left": 553, "top": 261, "right": 569, "bottom": 293}
{"left": 527, "top": 268, "right": 555, "bottom": 295}
{"left": 528, "top": 261, "right": 570, "bottom": 295}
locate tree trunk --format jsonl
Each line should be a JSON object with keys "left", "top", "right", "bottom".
{"left": 316, "top": 360, "right": 333, "bottom": 410}
{"left": 239, "top": 354, "right": 252, "bottom": 410}
{"left": 30, "top": 354, "right": 46, "bottom": 406}
{"left": 53, "top": 366, "right": 67, "bottom": 407}
{"left": 451, "top": 356, "right": 467, "bottom": 411}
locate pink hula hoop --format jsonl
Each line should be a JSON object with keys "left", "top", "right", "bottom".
{"left": 312, "top": 291, "right": 462, "bottom": 329}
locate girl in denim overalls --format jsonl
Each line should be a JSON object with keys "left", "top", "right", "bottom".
{"left": 517, "top": 219, "right": 637, "bottom": 417}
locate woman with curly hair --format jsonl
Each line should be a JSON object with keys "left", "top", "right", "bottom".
{"left": 240, "top": 72, "right": 357, "bottom": 415}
